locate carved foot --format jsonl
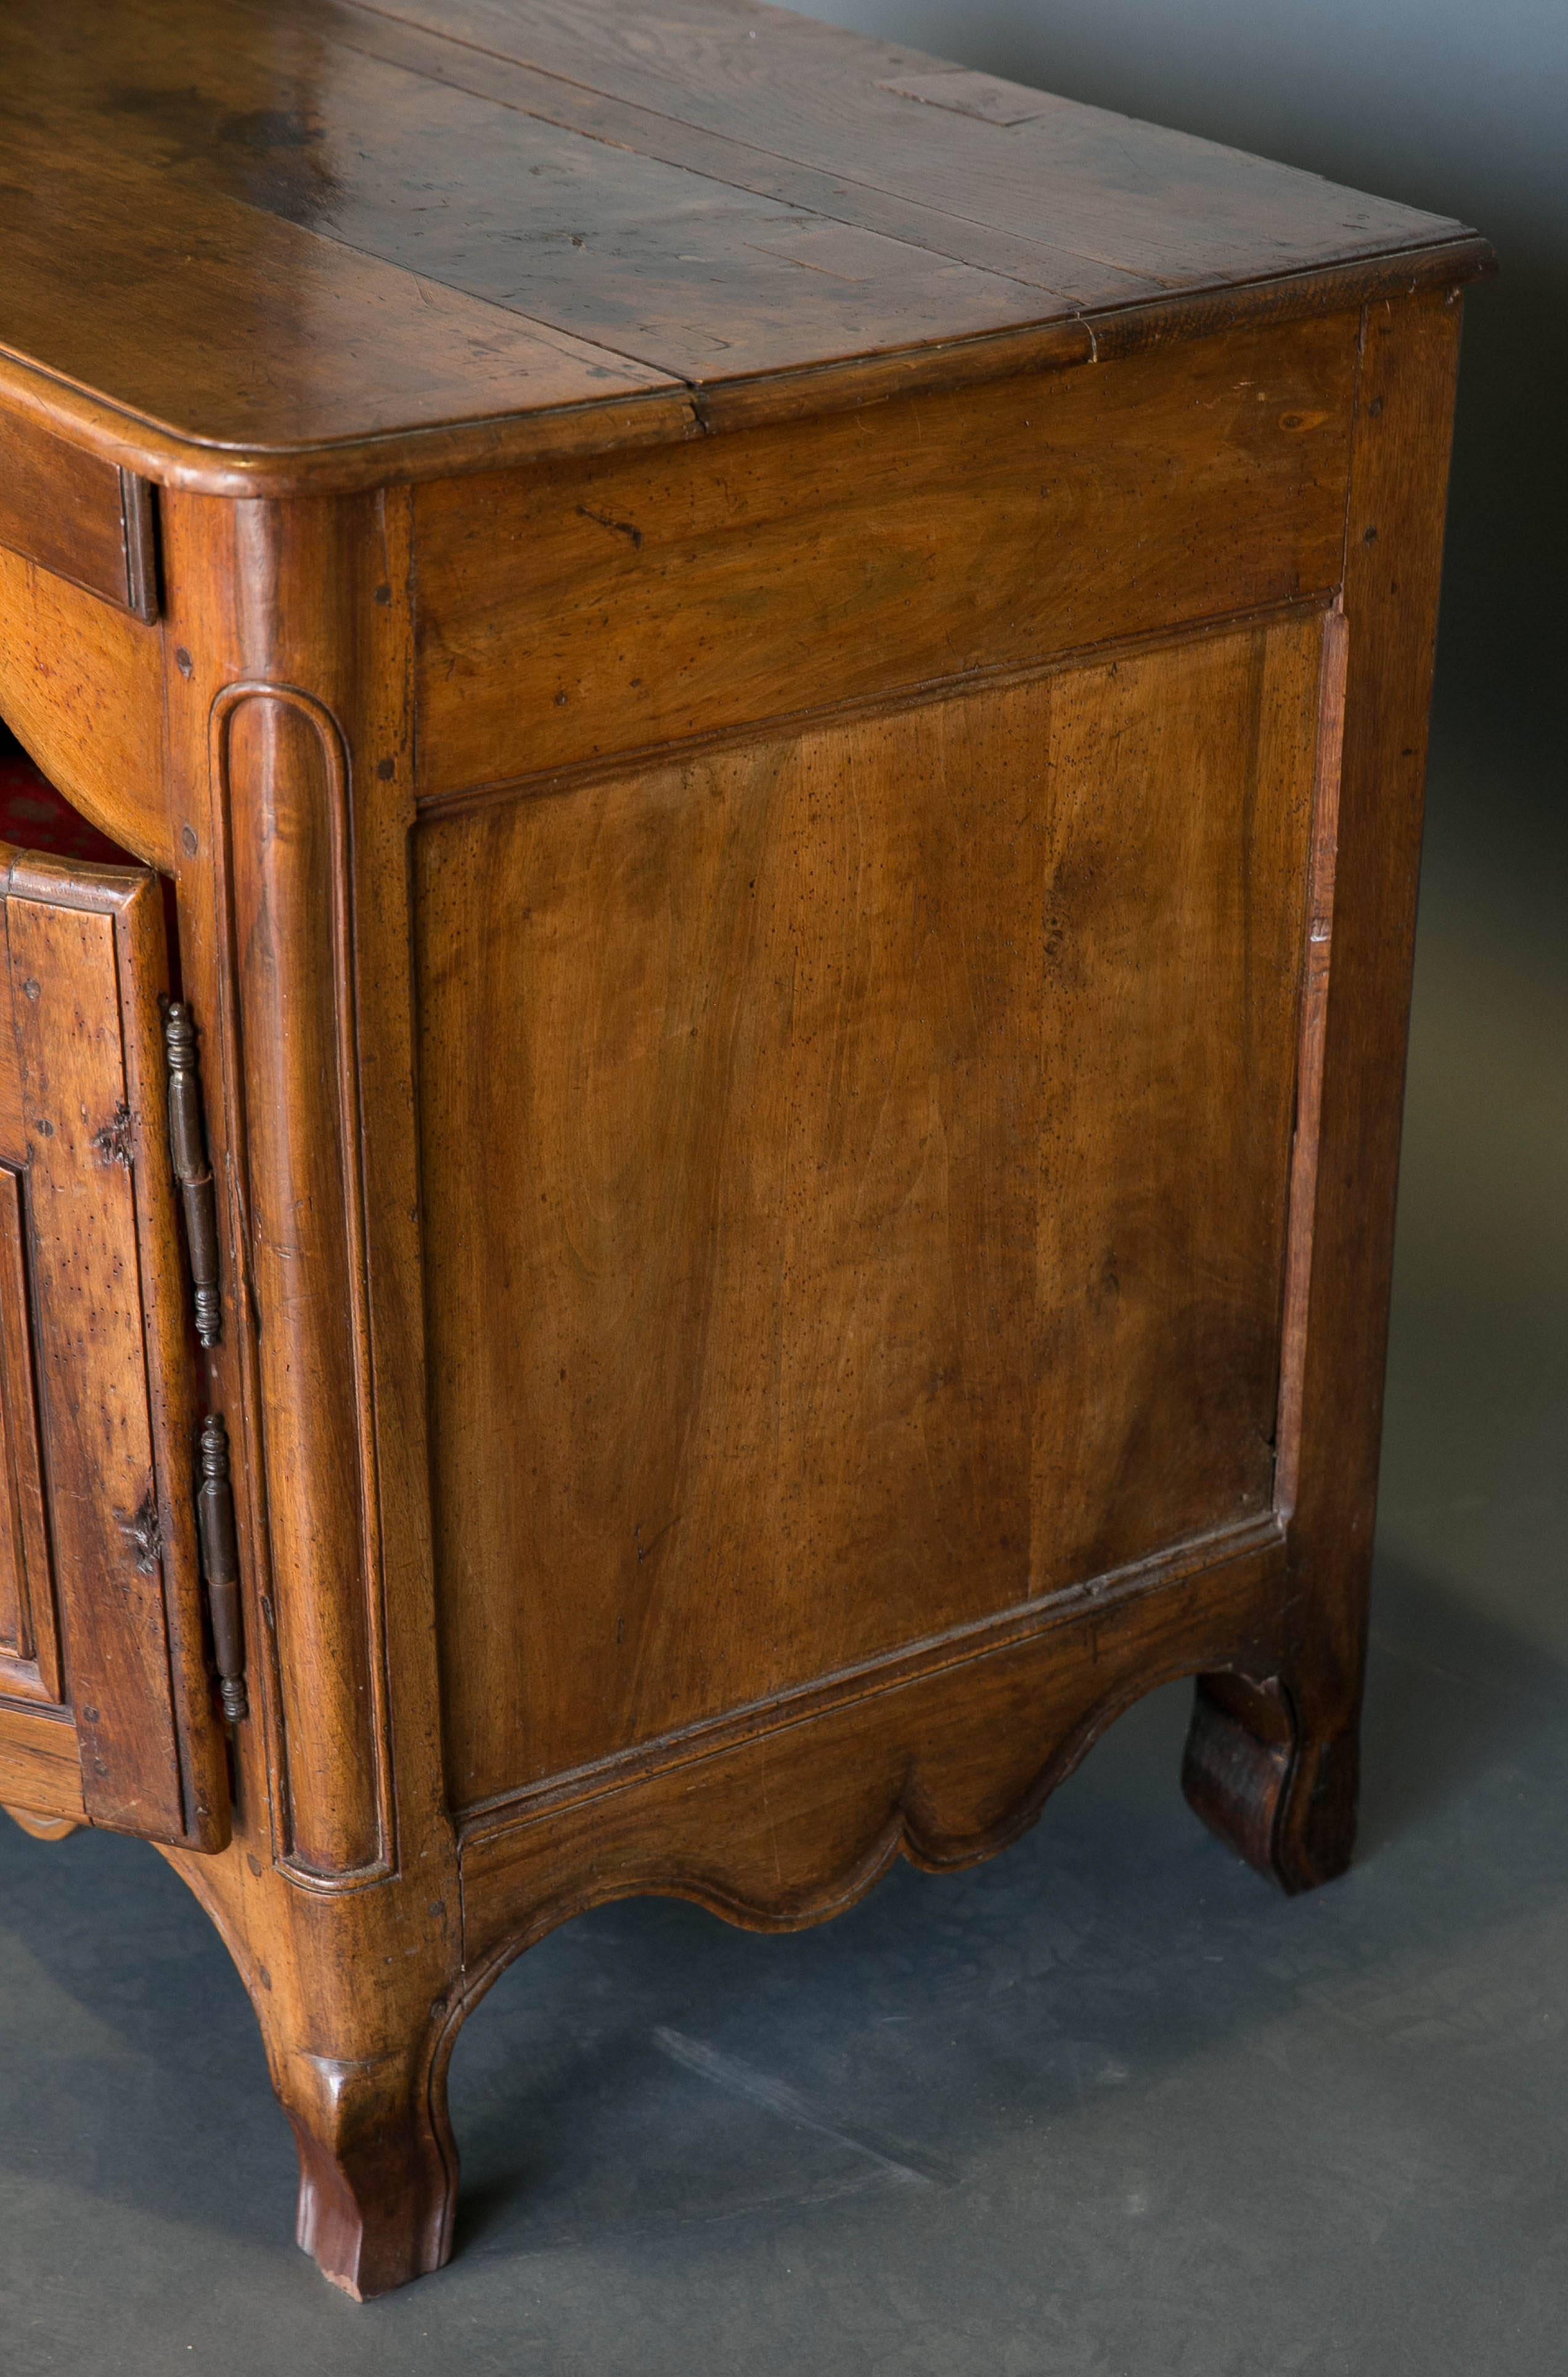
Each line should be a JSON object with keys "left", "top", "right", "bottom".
{"left": 281, "top": 2032, "right": 459, "bottom": 2300}
{"left": 1181, "top": 1672, "right": 1358, "bottom": 1896}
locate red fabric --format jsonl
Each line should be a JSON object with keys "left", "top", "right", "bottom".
{"left": 0, "top": 729, "right": 182, "bottom": 991}
{"left": 0, "top": 729, "right": 138, "bottom": 867}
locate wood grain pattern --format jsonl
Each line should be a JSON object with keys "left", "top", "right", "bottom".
{"left": 419, "top": 614, "right": 1325, "bottom": 1805}
{"left": 5, "top": 885, "right": 184, "bottom": 1836}
{"left": 0, "top": 1704, "right": 86, "bottom": 1825}
{"left": 23, "top": 0, "right": 1086, "bottom": 383}
{"left": 155, "top": 484, "right": 465, "bottom": 2293}
{"left": 0, "top": 66, "right": 680, "bottom": 463}
{"left": 2, "top": 852, "right": 226, "bottom": 1846}
{"left": 1263, "top": 285, "right": 1469, "bottom": 1888}
{"left": 0, "top": 0, "right": 1484, "bottom": 491}
{"left": 0, "top": 410, "right": 153, "bottom": 615}
{"left": 213, "top": 682, "right": 391, "bottom": 1880}
{"left": 0, "top": 544, "right": 172, "bottom": 868}
{"left": 0, "top": 998, "right": 20, "bottom": 1155}
{"left": 415, "top": 310, "right": 1357, "bottom": 795}
{"left": 457, "top": 1526, "right": 1289, "bottom": 1965}
{"left": 0, "top": 1164, "right": 63, "bottom": 1704}
{"left": 309, "top": 0, "right": 1155, "bottom": 308}
{"left": 158, "top": 484, "right": 457, "bottom": 1899}
{"left": 1274, "top": 605, "right": 1347, "bottom": 1518}
{"left": 0, "top": 16, "right": 1480, "bottom": 2289}
{"left": 372, "top": 0, "right": 1462, "bottom": 298}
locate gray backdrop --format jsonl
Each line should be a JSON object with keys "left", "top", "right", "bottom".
{"left": 786, "top": 0, "right": 1566, "bottom": 799}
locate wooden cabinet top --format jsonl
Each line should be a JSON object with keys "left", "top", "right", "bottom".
{"left": 0, "top": 0, "right": 1488, "bottom": 492}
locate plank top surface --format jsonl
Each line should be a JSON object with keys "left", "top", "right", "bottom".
{"left": 0, "top": 0, "right": 1484, "bottom": 484}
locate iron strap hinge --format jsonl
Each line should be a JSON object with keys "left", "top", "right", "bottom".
{"left": 161, "top": 1003, "right": 245, "bottom": 1723}
{"left": 195, "top": 1414, "right": 247, "bottom": 1725}
{"left": 161, "top": 999, "right": 223, "bottom": 1347}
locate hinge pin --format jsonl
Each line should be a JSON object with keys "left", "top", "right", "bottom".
{"left": 195, "top": 1414, "right": 247, "bottom": 1724}
{"left": 162, "top": 1001, "right": 223, "bottom": 1346}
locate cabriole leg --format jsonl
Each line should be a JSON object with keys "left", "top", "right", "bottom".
{"left": 280, "top": 2022, "right": 459, "bottom": 2301}
{"left": 166, "top": 1843, "right": 465, "bottom": 2301}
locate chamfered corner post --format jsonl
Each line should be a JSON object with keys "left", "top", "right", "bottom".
{"left": 155, "top": 481, "right": 466, "bottom": 2292}
{"left": 1183, "top": 282, "right": 1469, "bottom": 1895}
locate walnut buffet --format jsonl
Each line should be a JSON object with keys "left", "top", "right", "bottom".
{"left": 0, "top": 0, "right": 1490, "bottom": 2298}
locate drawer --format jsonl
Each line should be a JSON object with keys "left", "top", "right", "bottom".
{"left": 0, "top": 409, "right": 158, "bottom": 619}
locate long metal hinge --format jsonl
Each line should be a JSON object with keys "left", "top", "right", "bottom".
{"left": 195, "top": 1414, "right": 247, "bottom": 1725}
{"left": 161, "top": 1000, "right": 223, "bottom": 1347}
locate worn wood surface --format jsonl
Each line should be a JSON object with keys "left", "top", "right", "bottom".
{"left": 2, "top": 881, "right": 179, "bottom": 1831}
{"left": 459, "top": 1526, "right": 1286, "bottom": 1968}
{"left": 364, "top": 0, "right": 1448, "bottom": 296}
{"left": 0, "top": 1704, "right": 86, "bottom": 1825}
{"left": 420, "top": 613, "right": 1325, "bottom": 1804}
{"left": 415, "top": 311, "right": 1356, "bottom": 796}
{"left": 0, "top": 849, "right": 227, "bottom": 1846}
{"left": 0, "top": 6, "right": 1480, "bottom": 2291}
{"left": 1259, "top": 285, "right": 1469, "bottom": 1888}
{"left": 0, "top": 1163, "right": 62, "bottom": 1704}
{"left": 0, "top": 410, "right": 154, "bottom": 615}
{"left": 0, "top": 547, "right": 171, "bottom": 867}
{"left": 158, "top": 488, "right": 446, "bottom": 1891}
{"left": 158, "top": 487, "right": 461, "bottom": 2295}
{"left": 0, "top": 0, "right": 1484, "bottom": 488}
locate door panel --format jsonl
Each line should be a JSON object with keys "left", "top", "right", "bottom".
{"left": 0, "top": 1161, "right": 62, "bottom": 1702}
{"left": 0, "top": 843, "right": 228, "bottom": 1848}
{"left": 419, "top": 613, "right": 1329, "bottom": 1806}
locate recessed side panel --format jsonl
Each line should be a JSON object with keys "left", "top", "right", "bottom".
{"left": 419, "top": 615, "right": 1326, "bottom": 1806}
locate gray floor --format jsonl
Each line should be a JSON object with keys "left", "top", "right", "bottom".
{"left": 1, "top": 718, "right": 1563, "bottom": 2376}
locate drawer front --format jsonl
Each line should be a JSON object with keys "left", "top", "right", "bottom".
{"left": 419, "top": 607, "right": 1333, "bottom": 1808}
{"left": 0, "top": 845, "right": 227, "bottom": 1847}
{"left": 0, "top": 410, "right": 158, "bottom": 620}
{"left": 413, "top": 310, "right": 1357, "bottom": 801}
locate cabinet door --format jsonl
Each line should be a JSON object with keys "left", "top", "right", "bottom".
{"left": 0, "top": 844, "right": 228, "bottom": 1849}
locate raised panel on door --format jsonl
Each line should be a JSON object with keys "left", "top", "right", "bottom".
{"left": 0, "top": 841, "right": 229, "bottom": 1848}
{"left": 0, "top": 1160, "right": 63, "bottom": 1704}
{"left": 419, "top": 610, "right": 1333, "bottom": 1810}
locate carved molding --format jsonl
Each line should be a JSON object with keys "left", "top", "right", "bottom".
{"left": 456, "top": 1526, "right": 1297, "bottom": 1985}
{"left": 210, "top": 681, "right": 394, "bottom": 1887}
